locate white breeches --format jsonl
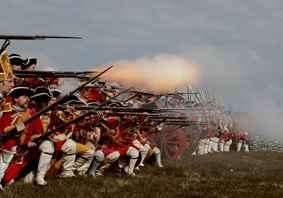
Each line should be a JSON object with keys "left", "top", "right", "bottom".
{"left": 0, "top": 146, "right": 17, "bottom": 182}
{"left": 209, "top": 137, "right": 219, "bottom": 153}
{"left": 198, "top": 138, "right": 209, "bottom": 155}
{"left": 224, "top": 139, "right": 232, "bottom": 152}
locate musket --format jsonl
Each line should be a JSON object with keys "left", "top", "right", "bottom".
{"left": 58, "top": 105, "right": 177, "bottom": 113}
{"left": 130, "top": 90, "right": 157, "bottom": 96}
{"left": 165, "top": 123, "right": 202, "bottom": 127}
{"left": 130, "top": 90, "right": 200, "bottom": 97}
{"left": 106, "top": 112, "right": 163, "bottom": 117}
{"left": 155, "top": 117, "right": 168, "bottom": 126}
{"left": 123, "top": 93, "right": 140, "bottom": 102}
{"left": 165, "top": 92, "right": 201, "bottom": 96}
{"left": 14, "top": 70, "right": 99, "bottom": 79}
{"left": 32, "top": 87, "right": 132, "bottom": 143}
{"left": 164, "top": 120, "right": 207, "bottom": 125}
{"left": 98, "top": 113, "right": 193, "bottom": 124}
{"left": 148, "top": 115, "right": 188, "bottom": 119}
{"left": 0, "top": 34, "right": 82, "bottom": 53}
{"left": 140, "top": 117, "right": 169, "bottom": 135}
{"left": 0, "top": 34, "right": 82, "bottom": 40}
{"left": 134, "top": 117, "right": 168, "bottom": 134}
{"left": 1, "top": 65, "right": 113, "bottom": 140}
{"left": 154, "top": 120, "right": 195, "bottom": 123}
{"left": 148, "top": 116, "right": 207, "bottom": 125}
{"left": 107, "top": 107, "right": 176, "bottom": 113}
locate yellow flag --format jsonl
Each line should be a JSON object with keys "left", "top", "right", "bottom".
{"left": 0, "top": 50, "right": 13, "bottom": 80}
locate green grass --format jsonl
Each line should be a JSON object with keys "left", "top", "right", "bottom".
{"left": 2, "top": 152, "right": 283, "bottom": 198}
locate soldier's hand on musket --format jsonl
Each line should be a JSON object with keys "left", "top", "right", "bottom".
{"left": 12, "top": 115, "right": 26, "bottom": 132}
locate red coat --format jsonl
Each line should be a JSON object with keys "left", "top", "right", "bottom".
{"left": 235, "top": 131, "right": 248, "bottom": 141}
{"left": 20, "top": 108, "right": 44, "bottom": 145}
{"left": 48, "top": 110, "right": 76, "bottom": 152}
{"left": 0, "top": 107, "right": 43, "bottom": 150}
{"left": 97, "top": 132, "right": 118, "bottom": 155}
{"left": 47, "top": 77, "right": 59, "bottom": 87}
{"left": 114, "top": 129, "right": 136, "bottom": 156}
{"left": 84, "top": 88, "right": 106, "bottom": 103}
{"left": 0, "top": 111, "right": 17, "bottom": 150}
{"left": 22, "top": 77, "right": 45, "bottom": 88}
{"left": 106, "top": 116, "right": 120, "bottom": 128}
{"left": 219, "top": 129, "right": 230, "bottom": 142}
{"left": 1, "top": 108, "right": 43, "bottom": 187}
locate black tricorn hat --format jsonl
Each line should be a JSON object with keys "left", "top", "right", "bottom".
{"left": 8, "top": 86, "right": 34, "bottom": 99}
{"left": 87, "top": 101, "right": 100, "bottom": 107}
{"left": 50, "top": 88, "right": 62, "bottom": 98}
{"left": 66, "top": 99, "right": 86, "bottom": 106}
{"left": 64, "top": 95, "right": 87, "bottom": 106}
{"left": 34, "top": 86, "right": 52, "bottom": 96}
{"left": 9, "top": 54, "right": 27, "bottom": 66}
{"left": 31, "top": 92, "right": 52, "bottom": 104}
{"left": 21, "top": 57, "right": 37, "bottom": 70}
{"left": 31, "top": 86, "right": 52, "bottom": 104}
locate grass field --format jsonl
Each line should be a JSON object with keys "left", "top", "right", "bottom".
{"left": 2, "top": 152, "right": 283, "bottom": 198}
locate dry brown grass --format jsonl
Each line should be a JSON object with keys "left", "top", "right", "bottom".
{"left": 2, "top": 152, "right": 283, "bottom": 198}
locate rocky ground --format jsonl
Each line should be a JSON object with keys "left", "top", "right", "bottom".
{"left": 2, "top": 152, "right": 283, "bottom": 198}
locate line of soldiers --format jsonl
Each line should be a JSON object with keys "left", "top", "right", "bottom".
{"left": 0, "top": 52, "right": 164, "bottom": 190}
{"left": 195, "top": 123, "right": 250, "bottom": 155}
{"left": 156, "top": 86, "right": 251, "bottom": 156}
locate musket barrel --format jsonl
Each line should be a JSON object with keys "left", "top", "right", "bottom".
{"left": 14, "top": 70, "right": 98, "bottom": 79}
{"left": 50, "top": 87, "right": 131, "bottom": 133}
{"left": 0, "top": 34, "right": 82, "bottom": 40}
{"left": 30, "top": 87, "right": 132, "bottom": 144}
{"left": 34, "top": 35, "right": 82, "bottom": 39}
{"left": 58, "top": 105, "right": 178, "bottom": 114}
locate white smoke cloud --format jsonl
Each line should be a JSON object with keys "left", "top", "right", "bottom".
{"left": 58, "top": 78, "right": 81, "bottom": 95}
{"left": 96, "top": 54, "right": 199, "bottom": 94}
{"left": 188, "top": 46, "right": 283, "bottom": 140}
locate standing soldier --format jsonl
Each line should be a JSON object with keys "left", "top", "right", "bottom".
{"left": 219, "top": 125, "right": 230, "bottom": 152}
{"left": 208, "top": 124, "right": 219, "bottom": 153}
{"left": 197, "top": 124, "right": 210, "bottom": 155}
{"left": 236, "top": 131, "right": 249, "bottom": 152}
{"left": 223, "top": 127, "right": 233, "bottom": 152}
